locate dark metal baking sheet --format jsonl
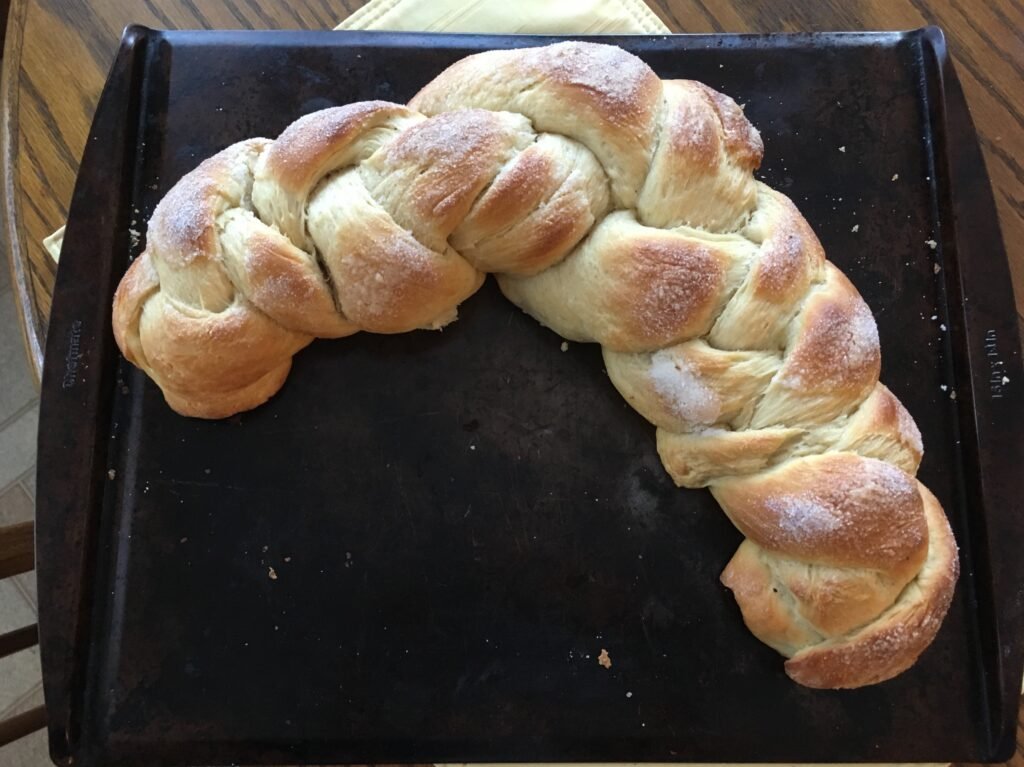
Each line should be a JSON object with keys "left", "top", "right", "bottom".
{"left": 36, "top": 27, "right": 1024, "bottom": 766}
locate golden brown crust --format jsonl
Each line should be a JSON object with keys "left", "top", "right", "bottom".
{"left": 708, "top": 184, "right": 826, "bottom": 351}
{"left": 258, "top": 102, "right": 409, "bottom": 191}
{"left": 451, "top": 135, "right": 610, "bottom": 275}
{"left": 749, "top": 263, "right": 881, "bottom": 428}
{"left": 253, "top": 102, "right": 420, "bottom": 247}
{"left": 691, "top": 81, "right": 764, "bottom": 168}
{"left": 636, "top": 81, "right": 761, "bottom": 231}
{"left": 719, "top": 478, "right": 955, "bottom": 689}
{"left": 713, "top": 453, "right": 928, "bottom": 573}
{"left": 217, "top": 210, "right": 354, "bottom": 339}
{"left": 499, "top": 215, "right": 750, "bottom": 352}
{"left": 409, "top": 41, "right": 662, "bottom": 207}
{"left": 136, "top": 293, "right": 311, "bottom": 418}
{"left": 359, "top": 109, "right": 533, "bottom": 252}
{"left": 306, "top": 169, "right": 483, "bottom": 333}
{"left": 116, "top": 139, "right": 314, "bottom": 416}
{"left": 833, "top": 383, "right": 924, "bottom": 473}
{"left": 112, "top": 251, "right": 160, "bottom": 370}
{"left": 783, "top": 483, "right": 959, "bottom": 688}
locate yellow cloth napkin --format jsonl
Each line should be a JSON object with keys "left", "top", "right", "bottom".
{"left": 335, "top": 0, "right": 669, "bottom": 34}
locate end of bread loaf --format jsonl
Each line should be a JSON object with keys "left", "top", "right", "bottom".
{"left": 782, "top": 483, "right": 959, "bottom": 688}
{"left": 717, "top": 465, "right": 957, "bottom": 689}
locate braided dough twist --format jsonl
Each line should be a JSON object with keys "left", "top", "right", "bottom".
{"left": 112, "top": 42, "right": 958, "bottom": 689}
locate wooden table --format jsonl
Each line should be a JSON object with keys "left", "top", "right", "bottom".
{"left": 3, "top": 0, "right": 1024, "bottom": 382}
{"left": 0, "top": 0, "right": 1021, "bottom": 763}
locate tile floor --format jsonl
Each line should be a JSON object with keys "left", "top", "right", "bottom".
{"left": 0, "top": 265, "right": 48, "bottom": 765}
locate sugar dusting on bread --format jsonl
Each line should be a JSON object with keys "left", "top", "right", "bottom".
{"left": 649, "top": 350, "right": 721, "bottom": 426}
{"left": 719, "top": 454, "right": 927, "bottom": 570}
{"left": 533, "top": 42, "right": 658, "bottom": 127}
{"left": 769, "top": 494, "right": 842, "bottom": 541}
{"left": 619, "top": 237, "right": 723, "bottom": 345}
{"left": 780, "top": 288, "right": 880, "bottom": 392}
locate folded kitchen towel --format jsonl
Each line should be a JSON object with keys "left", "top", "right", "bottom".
{"left": 335, "top": 0, "right": 669, "bottom": 34}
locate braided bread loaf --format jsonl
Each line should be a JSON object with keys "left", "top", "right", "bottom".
{"left": 112, "top": 41, "right": 958, "bottom": 689}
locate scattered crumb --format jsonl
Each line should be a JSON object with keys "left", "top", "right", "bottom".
{"left": 262, "top": 545, "right": 269, "bottom": 553}
{"left": 940, "top": 384, "right": 948, "bottom": 391}
{"left": 626, "top": 691, "right": 633, "bottom": 698}
{"left": 128, "top": 228, "right": 141, "bottom": 248}
{"left": 560, "top": 341, "right": 569, "bottom": 352}
{"left": 850, "top": 224, "right": 859, "bottom": 233}
{"left": 934, "top": 264, "right": 941, "bottom": 274}
{"left": 204, "top": 468, "right": 211, "bottom": 475}
{"left": 950, "top": 390, "right": 957, "bottom": 400}
{"left": 891, "top": 173, "right": 899, "bottom": 181}
{"left": 180, "top": 537, "right": 188, "bottom": 544}
{"left": 925, "top": 239, "right": 938, "bottom": 249}
{"left": 107, "top": 469, "right": 116, "bottom": 480}
{"left": 930, "top": 315, "right": 938, "bottom": 320}
{"left": 1002, "top": 376, "right": 1010, "bottom": 385}
{"left": 838, "top": 145, "right": 846, "bottom": 152}
{"left": 284, "top": 556, "right": 291, "bottom": 563}
{"left": 598, "top": 648, "right": 612, "bottom": 669}
{"left": 940, "top": 324, "right": 947, "bottom": 331}
{"left": 469, "top": 445, "right": 476, "bottom": 451}
{"left": 268, "top": 566, "right": 278, "bottom": 580}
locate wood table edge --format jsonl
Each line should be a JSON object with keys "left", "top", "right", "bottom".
{"left": 2, "top": 0, "right": 44, "bottom": 386}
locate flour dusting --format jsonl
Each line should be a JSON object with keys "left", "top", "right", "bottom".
{"left": 649, "top": 350, "right": 720, "bottom": 426}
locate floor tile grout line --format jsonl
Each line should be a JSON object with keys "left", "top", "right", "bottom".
{"left": 0, "top": 471, "right": 33, "bottom": 500}
{"left": 0, "top": 477, "right": 26, "bottom": 500}
{"left": 16, "top": 481, "right": 35, "bottom": 507}
{"left": 0, "top": 679, "right": 42, "bottom": 722}
{"left": 16, "top": 467, "right": 35, "bottom": 501}
{"left": 11, "top": 571, "right": 38, "bottom": 614}
{"left": 0, "top": 396, "right": 38, "bottom": 434}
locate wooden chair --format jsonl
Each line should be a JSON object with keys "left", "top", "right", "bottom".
{"left": 1, "top": 0, "right": 39, "bottom": 745}
{"left": 0, "top": 520, "right": 46, "bottom": 746}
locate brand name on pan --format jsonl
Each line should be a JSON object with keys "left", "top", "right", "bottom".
{"left": 61, "top": 319, "right": 83, "bottom": 390}
{"left": 984, "top": 328, "right": 1007, "bottom": 400}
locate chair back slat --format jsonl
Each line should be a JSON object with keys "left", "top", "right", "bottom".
{"left": 0, "top": 705, "right": 46, "bottom": 748}
{"left": 0, "top": 520, "right": 33, "bottom": 578}
{"left": 0, "top": 623, "right": 38, "bottom": 659}
{"left": 0, "top": 519, "right": 44, "bottom": 744}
